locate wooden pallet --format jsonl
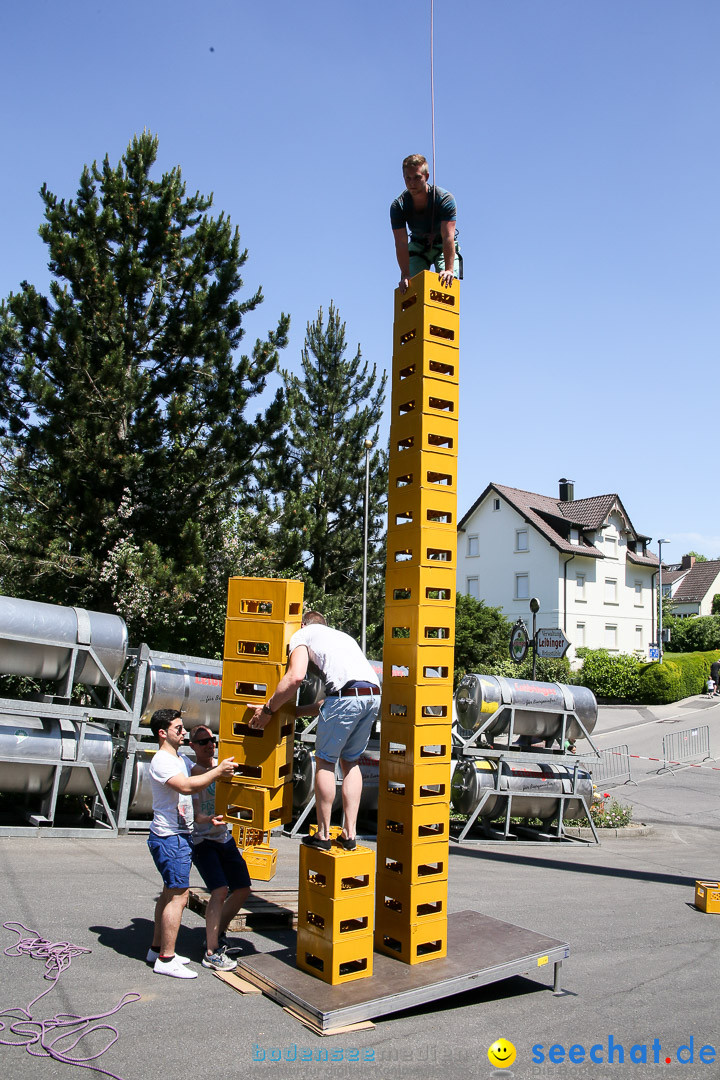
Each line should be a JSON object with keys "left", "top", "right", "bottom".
{"left": 189, "top": 888, "right": 298, "bottom": 931}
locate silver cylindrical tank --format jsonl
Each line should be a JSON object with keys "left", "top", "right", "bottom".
{"left": 140, "top": 654, "right": 223, "bottom": 730}
{"left": 292, "top": 742, "right": 380, "bottom": 815}
{"left": 0, "top": 595, "right": 128, "bottom": 686}
{"left": 0, "top": 714, "right": 113, "bottom": 796}
{"left": 455, "top": 674, "right": 597, "bottom": 742}
{"left": 450, "top": 758, "right": 593, "bottom": 821}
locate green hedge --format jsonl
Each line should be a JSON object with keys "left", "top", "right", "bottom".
{"left": 574, "top": 649, "right": 720, "bottom": 703}
{"left": 637, "top": 660, "right": 682, "bottom": 704}
{"left": 665, "top": 615, "right": 720, "bottom": 652}
{"left": 571, "top": 650, "right": 641, "bottom": 702}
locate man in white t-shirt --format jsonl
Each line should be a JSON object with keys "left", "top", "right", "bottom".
{"left": 247, "top": 612, "right": 380, "bottom": 852}
{"left": 146, "top": 709, "right": 235, "bottom": 979}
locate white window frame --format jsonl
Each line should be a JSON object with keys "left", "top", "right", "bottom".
{"left": 466, "top": 576, "right": 479, "bottom": 600}
{"left": 605, "top": 623, "right": 618, "bottom": 651}
{"left": 605, "top": 533, "right": 618, "bottom": 559}
{"left": 515, "top": 573, "right": 529, "bottom": 601}
{"left": 634, "top": 580, "right": 644, "bottom": 607}
{"left": 515, "top": 528, "right": 529, "bottom": 552}
{"left": 576, "top": 621, "right": 585, "bottom": 647}
{"left": 493, "top": 498, "right": 501, "bottom": 511}
{"left": 605, "top": 577, "right": 618, "bottom": 604}
{"left": 576, "top": 572, "right": 586, "bottom": 602}
{"left": 467, "top": 534, "right": 479, "bottom": 558}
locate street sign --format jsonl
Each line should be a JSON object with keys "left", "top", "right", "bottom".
{"left": 535, "top": 628, "right": 570, "bottom": 658}
{"left": 649, "top": 645, "right": 659, "bottom": 661}
{"left": 509, "top": 620, "right": 529, "bottom": 663}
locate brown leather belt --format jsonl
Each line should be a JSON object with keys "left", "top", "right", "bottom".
{"left": 326, "top": 686, "right": 378, "bottom": 698}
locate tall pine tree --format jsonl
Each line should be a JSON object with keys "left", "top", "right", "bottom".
{"left": 267, "top": 304, "right": 388, "bottom": 649}
{"left": 0, "top": 132, "right": 289, "bottom": 653}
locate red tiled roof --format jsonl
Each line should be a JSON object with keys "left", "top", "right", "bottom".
{"left": 670, "top": 560, "right": 720, "bottom": 602}
{"left": 458, "top": 482, "right": 658, "bottom": 564}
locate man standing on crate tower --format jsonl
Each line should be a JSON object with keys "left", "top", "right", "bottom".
{"left": 391, "top": 153, "right": 460, "bottom": 295}
{"left": 248, "top": 611, "right": 380, "bottom": 852}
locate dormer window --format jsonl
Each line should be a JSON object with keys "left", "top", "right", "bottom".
{"left": 570, "top": 528, "right": 579, "bottom": 545}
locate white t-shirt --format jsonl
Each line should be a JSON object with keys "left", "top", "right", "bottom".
{"left": 149, "top": 749, "right": 194, "bottom": 836}
{"left": 192, "top": 767, "right": 227, "bottom": 845}
{"left": 288, "top": 625, "right": 380, "bottom": 695}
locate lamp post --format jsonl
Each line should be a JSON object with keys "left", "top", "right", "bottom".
{"left": 529, "top": 597, "right": 540, "bottom": 680}
{"left": 657, "top": 538, "right": 670, "bottom": 664}
{"left": 361, "top": 439, "right": 373, "bottom": 654}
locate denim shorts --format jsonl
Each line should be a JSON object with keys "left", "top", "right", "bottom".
{"left": 147, "top": 831, "right": 193, "bottom": 890}
{"left": 192, "top": 837, "right": 251, "bottom": 893}
{"left": 315, "top": 695, "right": 379, "bottom": 764}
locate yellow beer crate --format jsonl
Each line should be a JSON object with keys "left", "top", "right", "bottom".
{"left": 389, "top": 448, "right": 458, "bottom": 497}
{"left": 393, "top": 409, "right": 458, "bottom": 460}
{"left": 218, "top": 701, "right": 294, "bottom": 743}
{"left": 376, "top": 795, "right": 450, "bottom": 848}
{"left": 298, "top": 891, "right": 374, "bottom": 941}
{"left": 382, "top": 760, "right": 451, "bottom": 810}
{"left": 220, "top": 659, "right": 285, "bottom": 703}
{"left": 694, "top": 881, "right": 720, "bottom": 914}
{"left": 387, "top": 525, "right": 457, "bottom": 572}
{"left": 380, "top": 721, "right": 452, "bottom": 766}
{"left": 226, "top": 577, "right": 304, "bottom": 622}
{"left": 374, "top": 913, "right": 447, "bottom": 965}
{"left": 222, "top": 618, "right": 296, "bottom": 664}
{"left": 380, "top": 683, "right": 452, "bottom": 726}
{"left": 215, "top": 779, "right": 292, "bottom": 832}
{"left": 384, "top": 604, "right": 455, "bottom": 649}
{"left": 385, "top": 564, "right": 455, "bottom": 608}
{"left": 219, "top": 735, "right": 294, "bottom": 788}
{"left": 382, "top": 641, "right": 454, "bottom": 688}
{"left": 375, "top": 870, "right": 448, "bottom": 922}
{"left": 392, "top": 374, "right": 459, "bottom": 421}
{"left": 299, "top": 843, "right": 375, "bottom": 899}
{"left": 241, "top": 843, "right": 278, "bottom": 882}
{"left": 394, "top": 270, "right": 460, "bottom": 319}
{"left": 296, "top": 928, "right": 373, "bottom": 985}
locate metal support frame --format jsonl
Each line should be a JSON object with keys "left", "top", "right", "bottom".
{"left": 453, "top": 700, "right": 602, "bottom": 760}
{"left": 453, "top": 753, "right": 599, "bottom": 845}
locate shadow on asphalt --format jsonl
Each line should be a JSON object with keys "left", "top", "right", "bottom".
{"left": 450, "top": 846, "right": 696, "bottom": 887}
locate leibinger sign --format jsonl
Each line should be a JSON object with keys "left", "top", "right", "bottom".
{"left": 531, "top": 1036, "right": 717, "bottom": 1066}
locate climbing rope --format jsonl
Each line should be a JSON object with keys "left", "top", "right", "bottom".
{"left": 0, "top": 922, "right": 140, "bottom": 1080}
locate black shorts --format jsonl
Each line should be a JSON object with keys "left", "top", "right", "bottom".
{"left": 192, "top": 837, "right": 251, "bottom": 892}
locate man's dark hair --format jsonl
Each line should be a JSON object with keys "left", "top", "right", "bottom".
{"left": 189, "top": 724, "right": 212, "bottom": 742}
{"left": 150, "top": 708, "right": 181, "bottom": 739}
{"left": 302, "top": 610, "right": 327, "bottom": 626}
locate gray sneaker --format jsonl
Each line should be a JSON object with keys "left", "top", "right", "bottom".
{"left": 202, "top": 949, "right": 237, "bottom": 972}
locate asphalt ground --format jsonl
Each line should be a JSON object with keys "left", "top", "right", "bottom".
{"left": 0, "top": 697, "right": 719, "bottom": 1080}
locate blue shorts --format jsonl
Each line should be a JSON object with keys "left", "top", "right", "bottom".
{"left": 192, "top": 836, "right": 251, "bottom": 893}
{"left": 315, "top": 695, "right": 379, "bottom": 764}
{"left": 147, "top": 831, "right": 193, "bottom": 890}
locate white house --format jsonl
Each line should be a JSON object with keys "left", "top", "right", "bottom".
{"left": 662, "top": 555, "right": 720, "bottom": 617}
{"left": 457, "top": 479, "right": 659, "bottom": 661}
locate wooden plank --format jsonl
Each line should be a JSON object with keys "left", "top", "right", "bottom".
{"left": 282, "top": 1005, "right": 375, "bottom": 1037}
{"left": 189, "top": 887, "right": 298, "bottom": 930}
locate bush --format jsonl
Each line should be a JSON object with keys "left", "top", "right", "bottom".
{"left": 637, "top": 660, "right": 683, "bottom": 704}
{"left": 665, "top": 615, "right": 720, "bottom": 653}
{"left": 572, "top": 650, "right": 641, "bottom": 702}
{"left": 471, "top": 655, "right": 572, "bottom": 684}
{"left": 589, "top": 793, "right": 634, "bottom": 828}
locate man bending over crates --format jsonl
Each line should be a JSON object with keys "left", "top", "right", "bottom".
{"left": 391, "top": 152, "right": 460, "bottom": 295}
{"left": 188, "top": 724, "right": 252, "bottom": 972}
{"left": 248, "top": 611, "right": 380, "bottom": 852}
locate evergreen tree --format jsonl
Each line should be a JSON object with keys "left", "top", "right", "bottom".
{"left": 0, "top": 132, "right": 289, "bottom": 654}
{"left": 268, "top": 304, "right": 388, "bottom": 650}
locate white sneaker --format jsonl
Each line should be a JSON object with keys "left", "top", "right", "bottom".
{"left": 153, "top": 956, "right": 198, "bottom": 979}
{"left": 146, "top": 947, "right": 191, "bottom": 965}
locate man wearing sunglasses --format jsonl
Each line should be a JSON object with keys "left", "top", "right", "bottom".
{"left": 147, "top": 709, "right": 236, "bottom": 979}
{"left": 188, "top": 725, "right": 252, "bottom": 971}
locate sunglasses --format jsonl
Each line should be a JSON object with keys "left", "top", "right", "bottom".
{"left": 192, "top": 736, "right": 216, "bottom": 746}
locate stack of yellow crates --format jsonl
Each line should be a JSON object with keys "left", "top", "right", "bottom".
{"left": 297, "top": 843, "right": 376, "bottom": 984}
{"left": 375, "top": 271, "right": 460, "bottom": 964}
{"left": 215, "top": 577, "right": 303, "bottom": 835}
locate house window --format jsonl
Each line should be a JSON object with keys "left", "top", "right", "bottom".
{"left": 576, "top": 573, "right": 586, "bottom": 601}
{"left": 493, "top": 498, "right": 501, "bottom": 511}
{"left": 466, "top": 577, "right": 479, "bottom": 600}
{"left": 605, "top": 534, "right": 618, "bottom": 559}
{"left": 515, "top": 573, "right": 529, "bottom": 600}
{"left": 605, "top": 578, "right": 618, "bottom": 604}
{"left": 635, "top": 625, "right": 643, "bottom": 650}
{"left": 570, "top": 528, "right": 580, "bottom": 545}
{"left": 634, "top": 581, "right": 643, "bottom": 607}
{"left": 467, "top": 534, "right": 479, "bottom": 557}
{"left": 605, "top": 624, "right": 618, "bottom": 650}
{"left": 515, "top": 528, "right": 529, "bottom": 552}
{"left": 662, "top": 584, "right": 672, "bottom": 597}
{"left": 576, "top": 622, "right": 585, "bottom": 647}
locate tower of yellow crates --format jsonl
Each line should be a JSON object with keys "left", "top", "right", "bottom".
{"left": 215, "top": 578, "right": 303, "bottom": 838}
{"left": 375, "top": 271, "right": 460, "bottom": 964}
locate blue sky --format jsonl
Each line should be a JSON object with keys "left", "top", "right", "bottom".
{"left": 2, "top": 1, "right": 718, "bottom": 560}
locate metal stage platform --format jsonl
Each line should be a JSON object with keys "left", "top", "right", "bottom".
{"left": 237, "top": 910, "right": 569, "bottom": 1033}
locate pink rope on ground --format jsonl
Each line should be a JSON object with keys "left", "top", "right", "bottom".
{"left": 0, "top": 921, "right": 140, "bottom": 1080}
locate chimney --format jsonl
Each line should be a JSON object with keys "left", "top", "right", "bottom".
{"left": 559, "top": 478, "right": 574, "bottom": 503}
{"left": 680, "top": 554, "right": 696, "bottom": 571}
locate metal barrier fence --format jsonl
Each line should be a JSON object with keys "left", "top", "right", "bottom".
{"left": 661, "top": 725, "right": 712, "bottom": 774}
{"left": 591, "top": 744, "right": 636, "bottom": 787}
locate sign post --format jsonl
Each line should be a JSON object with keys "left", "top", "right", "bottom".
{"left": 535, "top": 628, "right": 570, "bottom": 659}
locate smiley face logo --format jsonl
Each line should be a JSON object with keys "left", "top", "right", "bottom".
{"left": 488, "top": 1039, "right": 516, "bottom": 1068}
